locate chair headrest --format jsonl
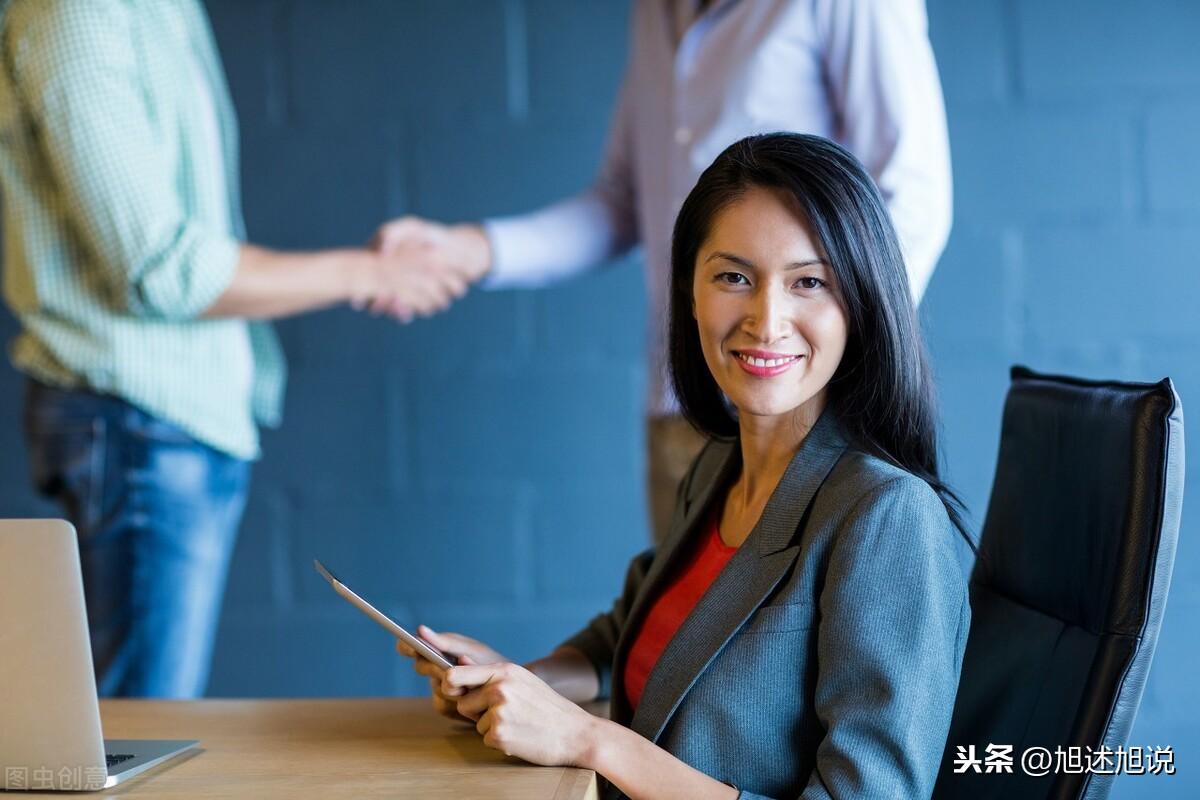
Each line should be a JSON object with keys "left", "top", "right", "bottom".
{"left": 975, "top": 365, "right": 1183, "bottom": 637}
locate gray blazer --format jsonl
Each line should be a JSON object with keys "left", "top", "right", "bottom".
{"left": 563, "top": 412, "right": 971, "bottom": 799}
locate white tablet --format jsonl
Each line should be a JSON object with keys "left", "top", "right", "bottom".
{"left": 313, "top": 559, "right": 454, "bottom": 670}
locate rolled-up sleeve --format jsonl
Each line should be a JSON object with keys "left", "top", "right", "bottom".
{"left": 795, "top": 477, "right": 969, "bottom": 800}
{"left": 816, "top": 0, "right": 953, "bottom": 303}
{"left": 7, "top": 0, "right": 239, "bottom": 321}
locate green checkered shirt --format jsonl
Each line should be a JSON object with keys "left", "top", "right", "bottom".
{"left": 0, "top": 0, "right": 284, "bottom": 459}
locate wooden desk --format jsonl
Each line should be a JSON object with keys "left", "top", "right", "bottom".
{"left": 18, "top": 699, "right": 598, "bottom": 799}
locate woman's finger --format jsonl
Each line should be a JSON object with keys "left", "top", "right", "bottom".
{"left": 413, "top": 658, "right": 447, "bottom": 681}
{"left": 420, "top": 626, "right": 486, "bottom": 660}
{"left": 431, "top": 679, "right": 475, "bottom": 723}
{"left": 433, "top": 693, "right": 465, "bottom": 721}
{"left": 443, "top": 664, "right": 501, "bottom": 692}
{"left": 475, "top": 706, "right": 494, "bottom": 738}
{"left": 398, "top": 639, "right": 448, "bottom": 679}
{"left": 420, "top": 626, "right": 508, "bottom": 665}
{"left": 417, "top": 625, "right": 459, "bottom": 652}
{"left": 453, "top": 686, "right": 491, "bottom": 720}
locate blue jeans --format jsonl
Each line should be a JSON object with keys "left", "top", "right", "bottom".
{"left": 23, "top": 380, "right": 249, "bottom": 698}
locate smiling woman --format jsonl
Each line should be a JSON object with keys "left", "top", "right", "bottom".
{"left": 692, "top": 186, "right": 848, "bottom": 435}
{"left": 398, "top": 134, "right": 974, "bottom": 800}
{"left": 684, "top": 184, "right": 852, "bottom": 551}
{"left": 669, "top": 133, "right": 970, "bottom": 540}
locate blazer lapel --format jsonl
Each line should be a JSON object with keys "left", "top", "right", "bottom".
{"left": 628, "top": 412, "right": 849, "bottom": 743}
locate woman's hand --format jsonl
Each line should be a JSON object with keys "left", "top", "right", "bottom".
{"left": 443, "top": 662, "right": 599, "bottom": 767}
{"left": 396, "top": 626, "right": 508, "bottom": 723}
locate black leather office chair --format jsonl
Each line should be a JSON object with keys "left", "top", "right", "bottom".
{"left": 934, "top": 366, "right": 1184, "bottom": 800}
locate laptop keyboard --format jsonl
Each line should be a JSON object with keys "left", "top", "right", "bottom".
{"left": 106, "top": 753, "right": 135, "bottom": 768}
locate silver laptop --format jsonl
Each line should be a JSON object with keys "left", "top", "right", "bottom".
{"left": 0, "top": 519, "right": 197, "bottom": 791}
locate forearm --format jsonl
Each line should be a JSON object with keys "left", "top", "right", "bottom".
{"left": 482, "top": 189, "right": 637, "bottom": 289}
{"left": 583, "top": 718, "right": 739, "bottom": 800}
{"left": 201, "top": 244, "right": 374, "bottom": 319}
{"left": 525, "top": 646, "right": 601, "bottom": 704}
{"left": 482, "top": 70, "right": 638, "bottom": 291}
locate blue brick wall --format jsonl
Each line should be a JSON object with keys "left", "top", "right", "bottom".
{"left": 0, "top": 1, "right": 1194, "bottom": 796}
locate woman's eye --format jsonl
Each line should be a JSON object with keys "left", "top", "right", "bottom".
{"left": 716, "top": 272, "right": 749, "bottom": 286}
{"left": 795, "top": 276, "right": 826, "bottom": 290}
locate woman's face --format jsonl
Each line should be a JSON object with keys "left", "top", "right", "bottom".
{"left": 692, "top": 186, "right": 849, "bottom": 427}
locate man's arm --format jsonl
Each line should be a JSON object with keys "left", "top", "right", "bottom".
{"left": 202, "top": 244, "right": 465, "bottom": 322}
{"left": 372, "top": 40, "right": 642, "bottom": 292}
{"left": 480, "top": 72, "right": 641, "bottom": 287}
{"left": 816, "top": 0, "right": 953, "bottom": 302}
{"left": 6, "top": 1, "right": 458, "bottom": 322}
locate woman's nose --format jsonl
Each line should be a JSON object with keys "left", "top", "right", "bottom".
{"left": 742, "top": 285, "right": 791, "bottom": 342}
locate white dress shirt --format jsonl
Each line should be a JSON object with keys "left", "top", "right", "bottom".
{"left": 484, "top": 0, "right": 952, "bottom": 416}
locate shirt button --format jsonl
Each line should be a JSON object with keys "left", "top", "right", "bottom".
{"left": 675, "top": 126, "right": 692, "bottom": 145}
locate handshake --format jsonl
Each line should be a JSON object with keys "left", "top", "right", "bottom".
{"left": 354, "top": 216, "right": 493, "bottom": 323}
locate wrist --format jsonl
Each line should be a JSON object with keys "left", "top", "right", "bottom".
{"left": 342, "top": 250, "right": 379, "bottom": 305}
{"left": 573, "top": 714, "right": 604, "bottom": 767}
{"left": 575, "top": 715, "right": 618, "bottom": 772}
{"left": 450, "top": 223, "right": 493, "bottom": 282}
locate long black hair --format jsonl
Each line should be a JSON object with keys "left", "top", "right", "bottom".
{"left": 668, "top": 133, "right": 972, "bottom": 546}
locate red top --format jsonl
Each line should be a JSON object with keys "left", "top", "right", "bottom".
{"left": 623, "top": 512, "right": 738, "bottom": 711}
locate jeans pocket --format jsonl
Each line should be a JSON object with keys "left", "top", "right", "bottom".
{"left": 123, "top": 406, "right": 200, "bottom": 447}
{"left": 26, "top": 417, "right": 108, "bottom": 533}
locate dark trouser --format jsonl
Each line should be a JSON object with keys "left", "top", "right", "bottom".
{"left": 23, "top": 380, "right": 249, "bottom": 698}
